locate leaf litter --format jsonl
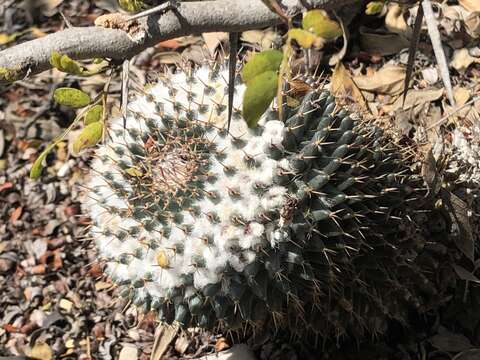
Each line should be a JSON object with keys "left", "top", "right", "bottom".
{"left": 1, "top": 0, "right": 480, "bottom": 359}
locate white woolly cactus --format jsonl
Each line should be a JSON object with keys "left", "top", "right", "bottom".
{"left": 85, "top": 63, "right": 432, "bottom": 338}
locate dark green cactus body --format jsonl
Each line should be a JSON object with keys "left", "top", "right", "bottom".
{"left": 85, "top": 67, "right": 435, "bottom": 340}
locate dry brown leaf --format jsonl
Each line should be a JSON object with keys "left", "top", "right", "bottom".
{"left": 451, "top": 48, "right": 479, "bottom": 72}
{"left": 445, "top": 191, "right": 474, "bottom": 262}
{"left": 174, "top": 332, "right": 190, "bottom": 354}
{"left": 10, "top": 206, "right": 23, "bottom": 223}
{"left": 430, "top": 330, "right": 473, "bottom": 353}
{"left": 331, "top": 63, "right": 368, "bottom": 110}
{"left": 465, "top": 12, "right": 480, "bottom": 38}
{"left": 153, "top": 52, "right": 183, "bottom": 65}
{"left": 241, "top": 28, "right": 280, "bottom": 50}
{"left": 29, "top": 341, "right": 53, "bottom": 360}
{"left": 215, "top": 337, "right": 231, "bottom": 352}
{"left": 453, "top": 349, "right": 480, "bottom": 360}
{"left": 202, "top": 32, "right": 228, "bottom": 56}
{"left": 385, "top": 4, "right": 412, "bottom": 38}
{"left": 353, "top": 65, "right": 406, "bottom": 95}
{"left": 453, "top": 264, "right": 480, "bottom": 283}
{"left": 36, "top": 0, "right": 64, "bottom": 16}
{"left": 453, "top": 86, "right": 471, "bottom": 107}
{"left": 119, "top": 345, "right": 138, "bottom": 360}
{"left": 383, "top": 88, "right": 443, "bottom": 112}
{"left": 359, "top": 26, "right": 410, "bottom": 56}
{"left": 150, "top": 324, "right": 179, "bottom": 360}
{"left": 459, "top": 0, "right": 480, "bottom": 12}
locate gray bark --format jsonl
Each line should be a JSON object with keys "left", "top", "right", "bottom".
{"left": 0, "top": 0, "right": 355, "bottom": 84}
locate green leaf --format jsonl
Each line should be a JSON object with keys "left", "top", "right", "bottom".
{"left": 118, "top": 0, "right": 145, "bottom": 12}
{"left": 365, "top": 1, "right": 385, "bottom": 15}
{"left": 54, "top": 87, "right": 91, "bottom": 108}
{"left": 241, "top": 49, "right": 283, "bottom": 85}
{"left": 49, "top": 51, "right": 62, "bottom": 69}
{"left": 302, "top": 9, "right": 342, "bottom": 41}
{"left": 50, "top": 52, "right": 85, "bottom": 75}
{"left": 60, "top": 55, "right": 84, "bottom": 75}
{"left": 30, "top": 143, "right": 55, "bottom": 179}
{"left": 72, "top": 122, "right": 103, "bottom": 154}
{"left": 84, "top": 104, "right": 104, "bottom": 125}
{"left": 242, "top": 70, "right": 278, "bottom": 128}
{"left": 288, "top": 28, "right": 321, "bottom": 49}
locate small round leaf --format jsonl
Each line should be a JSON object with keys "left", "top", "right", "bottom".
{"left": 241, "top": 49, "right": 283, "bottom": 84}
{"left": 288, "top": 28, "right": 322, "bottom": 49}
{"left": 118, "top": 0, "right": 144, "bottom": 12}
{"left": 54, "top": 88, "right": 91, "bottom": 108}
{"left": 302, "top": 9, "right": 342, "bottom": 41}
{"left": 72, "top": 122, "right": 103, "bottom": 154}
{"left": 30, "top": 144, "right": 55, "bottom": 179}
{"left": 84, "top": 104, "right": 103, "bottom": 125}
{"left": 242, "top": 70, "right": 278, "bottom": 128}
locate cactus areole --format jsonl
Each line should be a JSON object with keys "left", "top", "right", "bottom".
{"left": 85, "top": 65, "right": 429, "bottom": 338}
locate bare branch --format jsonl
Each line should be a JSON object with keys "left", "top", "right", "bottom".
{"left": 0, "top": 0, "right": 354, "bottom": 84}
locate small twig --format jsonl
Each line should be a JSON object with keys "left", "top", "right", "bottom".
{"left": 126, "top": 0, "right": 178, "bottom": 22}
{"left": 59, "top": 11, "right": 73, "bottom": 28}
{"left": 425, "top": 94, "right": 480, "bottom": 131}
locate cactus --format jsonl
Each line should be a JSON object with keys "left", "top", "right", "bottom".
{"left": 84, "top": 64, "right": 433, "bottom": 339}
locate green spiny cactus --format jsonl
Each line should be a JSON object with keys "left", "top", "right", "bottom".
{"left": 84, "top": 64, "right": 433, "bottom": 339}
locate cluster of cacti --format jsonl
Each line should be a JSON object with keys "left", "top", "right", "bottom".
{"left": 85, "top": 63, "right": 435, "bottom": 339}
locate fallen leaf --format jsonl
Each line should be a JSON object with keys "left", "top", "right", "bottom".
{"left": 359, "top": 26, "right": 409, "bottom": 56}
{"left": 353, "top": 65, "right": 406, "bottom": 95}
{"left": 157, "top": 39, "right": 180, "bottom": 49}
{"left": 383, "top": 88, "right": 443, "bottom": 112}
{"left": 451, "top": 48, "right": 479, "bottom": 72}
{"left": 150, "top": 324, "right": 179, "bottom": 360}
{"left": 174, "top": 332, "right": 191, "bottom": 354}
{"left": 430, "top": 330, "right": 472, "bottom": 352}
{"left": 215, "top": 337, "right": 231, "bottom": 352}
{"left": 30, "top": 27, "right": 47, "bottom": 38}
{"left": 464, "top": 12, "right": 480, "bottom": 38}
{"left": 0, "top": 182, "right": 13, "bottom": 192}
{"left": 59, "top": 298, "right": 73, "bottom": 313}
{"left": 443, "top": 190, "right": 474, "bottom": 262}
{"left": 453, "top": 264, "right": 480, "bottom": 283}
{"left": 30, "top": 341, "right": 53, "bottom": 360}
{"left": 331, "top": 63, "right": 368, "bottom": 110}
{"left": 453, "top": 349, "right": 480, "bottom": 360}
{"left": 0, "top": 32, "right": 20, "bottom": 45}
{"left": 459, "top": 0, "right": 480, "bottom": 12}
{"left": 10, "top": 207, "right": 23, "bottom": 223}
{"left": 202, "top": 32, "right": 228, "bottom": 55}
{"left": 385, "top": 3, "right": 412, "bottom": 38}
{"left": 119, "top": 344, "right": 138, "bottom": 360}
{"left": 241, "top": 28, "right": 280, "bottom": 50}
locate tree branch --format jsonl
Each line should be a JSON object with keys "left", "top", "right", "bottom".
{"left": 0, "top": 0, "right": 355, "bottom": 84}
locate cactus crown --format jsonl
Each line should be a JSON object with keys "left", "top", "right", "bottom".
{"left": 85, "top": 63, "right": 428, "bottom": 338}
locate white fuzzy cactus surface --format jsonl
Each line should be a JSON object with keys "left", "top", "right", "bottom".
{"left": 87, "top": 66, "right": 286, "bottom": 295}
